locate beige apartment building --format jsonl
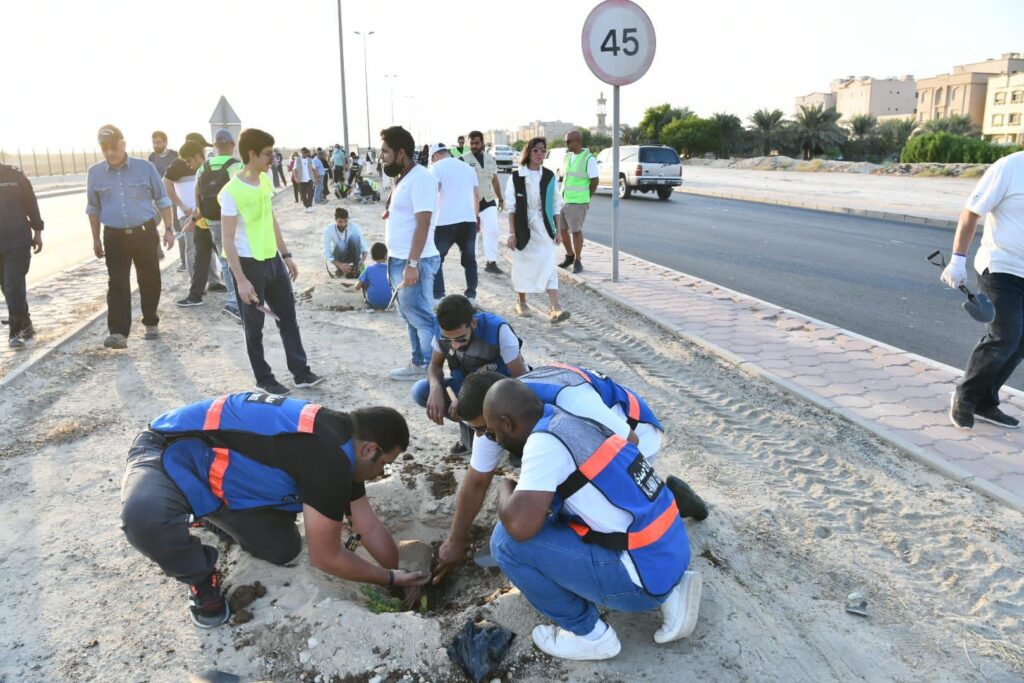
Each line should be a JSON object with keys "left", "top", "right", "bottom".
{"left": 830, "top": 76, "right": 917, "bottom": 120}
{"left": 916, "top": 53, "right": 1024, "bottom": 127}
{"left": 516, "top": 120, "right": 577, "bottom": 143}
{"left": 983, "top": 71, "right": 1024, "bottom": 144}
{"left": 794, "top": 91, "right": 836, "bottom": 114}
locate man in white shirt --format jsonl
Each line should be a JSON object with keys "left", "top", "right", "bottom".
{"left": 294, "top": 148, "right": 315, "bottom": 212}
{"left": 429, "top": 143, "right": 480, "bottom": 303}
{"left": 479, "top": 379, "right": 701, "bottom": 661}
{"left": 942, "top": 151, "right": 1024, "bottom": 430}
{"left": 462, "top": 131, "right": 506, "bottom": 274}
{"left": 380, "top": 126, "right": 441, "bottom": 381}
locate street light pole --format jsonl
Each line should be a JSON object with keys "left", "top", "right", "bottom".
{"left": 354, "top": 30, "right": 375, "bottom": 152}
{"left": 336, "top": 0, "right": 349, "bottom": 154}
{"left": 384, "top": 74, "right": 398, "bottom": 125}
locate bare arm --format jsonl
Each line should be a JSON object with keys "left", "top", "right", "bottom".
{"left": 491, "top": 174, "right": 503, "bottom": 207}
{"left": 506, "top": 355, "right": 528, "bottom": 378}
{"left": 497, "top": 479, "right": 553, "bottom": 542}
{"left": 349, "top": 497, "right": 399, "bottom": 570}
{"left": 425, "top": 350, "right": 447, "bottom": 424}
{"left": 90, "top": 213, "right": 103, "bottom": 258}
{"left": 952, "top": 209, "right": 981, "bottom": 255}
{"left": 304, "top": 504, "right": 400, "bottom": 585}
{"left": 438, "top": 467, "right": 495, "bottom": 570}
{"left": 273, "top": 213, "right": 298, "bottom": 281}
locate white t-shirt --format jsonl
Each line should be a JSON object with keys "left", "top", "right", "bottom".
{"left": 294, "top": 157, "right": 312, "bottom": 183}
{"left": 430, "top": 323, "right": 521, "bottom": 361}
{"left": 516, "top": 428, "right": 642, "bottom": 586}
{"left": 969, "top": 151, "right": 1024, "bottom": 279}
{"left": 218, "top": 184, "right": 254, "bottom": 258}
{"left": 385, "top": 164, "right": 439, "bottom": 260}
{"left": 430, "top": 156, "right": 479, "bottom": 226}
{"left": 173, "top": 176, "right": 197, "bottom": 219}
{"left": 565, "top": 151, "right": 600, "bottom": 179}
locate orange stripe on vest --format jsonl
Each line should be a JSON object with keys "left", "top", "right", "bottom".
{"left": 209, "top": 447, "right": 230, "bottom": 501}
{"left": 203, "top": 395, "right": 229, "bottom": 431}
{"left": 551, "top": 363, "right": 592, "bottom": 383}
{"left": 627, "top": 500, "right": 678, "bottom": 549}
{"left": 578, "top": 435, "right": 627, "bottom": 480}
{"left": 626, "top": 390, "right": 641, "bottom": 421}
{"left": 297, "top": 404, "right": 321, "bottom": 433}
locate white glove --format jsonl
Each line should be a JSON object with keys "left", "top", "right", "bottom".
{"left": 940, "top": 253, "right": 968, "bottom": 289}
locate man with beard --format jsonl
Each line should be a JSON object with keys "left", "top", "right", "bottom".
{"left": 461, "top": 131, "right": 505, "bottom": 275}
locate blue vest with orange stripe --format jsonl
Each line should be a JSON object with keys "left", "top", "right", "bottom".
{"left": 437, "top": 312, "right": 520, "bottom": 394}
{"left": 534, "top": 405, "right": 688, "bottom": 596}
{"left": 149, "top": 392, "right": 354, "bottom": 517}
{"left": 523, "top": 364, "right": 662, "bottom": 431}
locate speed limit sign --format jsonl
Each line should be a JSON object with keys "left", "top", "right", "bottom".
{"left": 582, "top": 0, "right": 656, "bottom": 86}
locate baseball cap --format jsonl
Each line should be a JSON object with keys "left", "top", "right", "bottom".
{"left": 214, "top": 128, "right": 234, "bottom": 144}
{"left": 429, "top": 143, "right": 448, "bottom": 157}
{"left": 97, "top": 124, "right": 123, "bottom": 144}
{"left": 186, "top": 132, "right": 212, "bottom": 147}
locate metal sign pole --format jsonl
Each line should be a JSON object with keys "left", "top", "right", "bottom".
{"left": 612, "top": 84, "right": 620, "bottom": 282}
{"left": 336, "top": 0, "right": 350, "bottom": 155}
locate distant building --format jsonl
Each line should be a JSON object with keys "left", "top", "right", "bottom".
{"left": 209, "top": 96, "right": 241, "bottom": 143}
{"left": 592, "top": 92, "right": 611, "bottom": 137}
{"left": 983, "top": 71, "right": 1024, "bottom": 144}
{"left": 484, "top": 129, "right": 510, "bottom": 146}
{"left": 830, "top": 75, "right": 916, "bottom": 120}
{"left": 794, "top": 91, "right": 836, "bottom": 115}
{"left": 517, "top": 120, "right": 577, "bottom": 143}
{"left": 916, "top": 53, "right": 1024, "bottom": 128}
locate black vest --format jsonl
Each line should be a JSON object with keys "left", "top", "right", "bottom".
{"left": 510, "top": 167, "right": 556, "bottom": 250}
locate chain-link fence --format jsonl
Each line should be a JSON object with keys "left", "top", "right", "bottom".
{"left": 0, "top": 149, "right": 152, "bottom": 178}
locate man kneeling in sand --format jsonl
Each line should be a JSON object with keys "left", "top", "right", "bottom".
{"left": 481, "top": 379, "right": 702, "bottom": 660}
{"left": 120, "top": 392, "right": 429, "bottom": 628}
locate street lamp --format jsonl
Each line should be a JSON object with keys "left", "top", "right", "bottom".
{"left": 383, "top": 74, "right": 398, "bottom": 125}
{"left": 336, "top": 0, "right": 349, "bottom": 154}
{"left": 354, "top": 30, "right": 375, "bottom": 151}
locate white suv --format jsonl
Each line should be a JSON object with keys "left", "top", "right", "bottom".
{"left": 596, "top": 145, "right": 682, "bottom": 200}
{"left": 492, "top": 145, "right": 516, "bottom": 173}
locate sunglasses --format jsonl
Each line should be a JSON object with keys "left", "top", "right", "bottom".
{"left": 441, "top": 331, "right": 472, "bottom": 344}
{"left": 530, "top": 147, "right": 546, "bottom": 153}
{"left": 463, "top": 422, "right": 496, "bottom": 441}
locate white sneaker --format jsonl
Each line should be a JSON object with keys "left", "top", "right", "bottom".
{"left": 531, "top": 624, "right": 621, "bottom": 661}
{"left": 654, "top": 570, "right": 702, "bottom": 644}
{"left": 389, "top": 363, "right": 427, "bottom": 381}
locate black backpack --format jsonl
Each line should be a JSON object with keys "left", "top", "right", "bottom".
{"left": 196, "top": 158, "right": 239, "bottom": 220}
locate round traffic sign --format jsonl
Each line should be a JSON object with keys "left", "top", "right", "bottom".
{"left": 581, "top": 0, "right": 656, "bottom": 86}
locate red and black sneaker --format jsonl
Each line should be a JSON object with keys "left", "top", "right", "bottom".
{"left": 188, "top": 572, "right": 230, "bottom": 628}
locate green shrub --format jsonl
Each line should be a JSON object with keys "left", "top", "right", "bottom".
{"left": 901, "top": 132, "right": 1021, "bottom": 164}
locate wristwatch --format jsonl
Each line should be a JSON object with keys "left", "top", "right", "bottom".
{"left": 281, "top": 252, "right": 293, "bottom": 259}
{"left": 406, "top": 259, "right": 419, "bottom": 269}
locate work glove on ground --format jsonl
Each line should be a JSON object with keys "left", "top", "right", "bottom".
{"left": 941, "top": 253, "right": 968, "bottom": 289}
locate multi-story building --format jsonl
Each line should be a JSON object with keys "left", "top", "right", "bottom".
{"left": 916, "top": 53, "right": 1024, "bottom": 128}
{"left": 483, "top": 129, "right": 510, "bottom": 146}
{"left": 830, "top": 76, "right": 916, "bottom": 120}
{"left": 517, "top": 120, "right": 578, "bottom": 143}
{"left": 983, "top": 71, "right": 1024, "bottom": 144}
{"left": 794, "top": 91, "right": 836, "bottom": 115}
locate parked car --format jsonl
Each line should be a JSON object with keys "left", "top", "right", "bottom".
{"left": 544, "top": 147, "right": 569, "bottom": 181}
{"left": 596, "top": 145, "right": 682, "bottom": 200}
{"left": 492, "top": 144, "right": 516, "bottom": 173}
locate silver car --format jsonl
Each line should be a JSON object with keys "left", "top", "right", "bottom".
{"left": 597, "top": 145, "right": 682, "bottom": 200}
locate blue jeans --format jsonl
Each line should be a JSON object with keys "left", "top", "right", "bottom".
{"left": 433, "top": 221, "right": 478, "bottom": 300}
{"left": 388, "top": 256, "right": 440, "bottom": 366}
{"left": 313, "top": 178, "right": 324, "bottom": 204}
{"left": 491, "top": 518, "right": 668, "bottom": 635}
{"left": 208, "top": 221, "right": 237, "bottom": 310}
{"left": 958, "top": 269, "right": 1024, "bottom": 409}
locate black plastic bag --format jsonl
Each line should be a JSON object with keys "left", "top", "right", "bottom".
{"left": 446, "top": 620, "right": 516, "bottom": 683}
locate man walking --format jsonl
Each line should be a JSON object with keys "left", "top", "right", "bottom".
{"left": 379, "top": 126, "right": 440, "bottom": 381}
{"left": 148, "top": 131, "right": 181, "bottom": 265}
{"left": 0, "top": 162, "right": 43, "bottom": 348}
{"left": 195, "top": 129, "right": 243, "bottom": 322}
{"left": 87, "top": 125, "right": 175, "bottom": 349}
{"left": 220, "top": 128, "right": 323, "bottom": 395}
{"left": 557, "top": 130, "right": 598, "bottom": 274}
{"left": 450, "top": 135, "right": 468, "bottom": 160}
{"left": 461, "top": 131, "right": 505, "bottom": 274}
{"left": 271, "top": 149, "right": 286, "bottom": 189}
{"left": 943, "top": 150, "right": 1024, "bottom": 429}
{"left": 294, "top": 148, "right": 315, "bottom": 212}
{"left": 430, "top": 143, "right": 479, "bottom": 303}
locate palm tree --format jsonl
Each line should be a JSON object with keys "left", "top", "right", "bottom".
{"left": 794, "top": 105, "right": 847, "bottom": 160}
{"left": 748, "top": 108, "right": 786, "bottom": 156}
{"left": 917, "top": 114, "right": 979, "bottom": 138}
{"left": 711, "top": 112, "right": 743, "bottom": 158}
{"left": 876, "top": 118, "right": 917, "bottom": 158}
{"left": 847, "top": 113, "right": 878, "bottom": 141}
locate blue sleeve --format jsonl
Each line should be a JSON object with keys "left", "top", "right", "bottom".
{"left": 149, "top": 162, "right": 172, "bottom": 209}
{"left": 358, "top": 268, "right": 369, "bottom": 285}
{"left": 85, "top": 168, "right": 100, "bottom": 216}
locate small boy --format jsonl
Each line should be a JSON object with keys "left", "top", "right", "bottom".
{"left": 357, "top": 242, "right": 393, "bottom": 310}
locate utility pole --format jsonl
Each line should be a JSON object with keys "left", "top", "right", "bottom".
{"left": 336, "top": 0, "right": 349, "bottom": 154}
{"left": 384, "top": 74, "right": 398, "bottom": 125}
{"left": 354, "top": 30, "right": 375, "bottom": 151}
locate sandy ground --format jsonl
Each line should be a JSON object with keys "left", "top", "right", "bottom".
{"left": 1, "top": 191, "right": 1022, "bottom": 683}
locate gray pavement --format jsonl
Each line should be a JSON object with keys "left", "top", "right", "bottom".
{"left": 581, "top": 193, "right": 1022, "bottom": 389}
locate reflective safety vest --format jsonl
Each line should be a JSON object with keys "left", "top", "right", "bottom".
{"left": 436, "top": 312, "right": 520, "bottom": 394}
{"left": 523, "top": 363, "right": 662, "bottom": 431}
{"left": 562, "top": 149, "right": 594, "bottom": 204}
{"left": 536, "top": 405, "right": 689, "bottom": 596}
{"left": 149, "top": 392, "right": 355, "bottom": 517}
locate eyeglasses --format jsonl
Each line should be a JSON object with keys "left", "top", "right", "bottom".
{"left": 530, "top": 147, "right": 546, "bottom": 154}
{"left": 462, "top": 422, "right": 496, "bottom": 441}
{"left": 441, "top": 331, "right": 471, "bottom": 344}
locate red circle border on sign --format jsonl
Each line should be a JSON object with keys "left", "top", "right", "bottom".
{"left": 581, "top": 0, "right": 656, "bottom": 86}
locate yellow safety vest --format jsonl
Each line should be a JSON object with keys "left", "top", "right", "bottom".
{"left": 562, "top": 150, "right": 593, "bottom": 204}
{"left": 221, "top": 173, "right": 278, "bottom": 261}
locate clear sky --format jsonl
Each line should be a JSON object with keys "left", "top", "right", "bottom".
{"left": 3, "top": 0, "right": 1023, "bottom": 152}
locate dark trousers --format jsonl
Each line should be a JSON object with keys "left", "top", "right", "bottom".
{"left": 0, "top": 245, "right": 31, "bottom": 337}
{"left": 236, "top": 255, "right": 310, "bottom": 385}
{"left": 292, "top": 178, "right": 301, "bottom": 202}
{"left": 299, "top": 181, "right": 314, "bottom": 208}
{"left": 187, "top": 227, "right": 216, "bottom": 301}
{"left": 958, "top": 270, "right": 1024, "bottom": 410}
{"left": 103, "top": 224, "right": 161, "bottom": 336}
{"left": 331, "top": 236, "right": 362, "bottom": 272}
{"left": 120, "top": 431, "right": 301, "bottom": 585}
{"left": 333, "top": 167, "right": 345, "bottom": 185}
{"left": 434, "top": 221, "right": 478, "bottom": 300}
{"left": 321, "top": 173, "right": 330, "bottom": 198}
{"left": 272, "top": 165, "right": 287, "bottom": 188}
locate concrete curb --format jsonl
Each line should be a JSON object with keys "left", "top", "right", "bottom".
{"left": 675, "top": 186, "right": 959, "bottom": 230}
{"left": 558, "top": 251, "right": 1024, "bottom": 512}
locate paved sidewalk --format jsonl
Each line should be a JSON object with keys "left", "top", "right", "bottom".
{"left": 563, "top": 242, "right": 1024, "bottom": 510}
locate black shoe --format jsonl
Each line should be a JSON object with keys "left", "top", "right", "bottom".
{"left": 176, "top": 296, "right": 205, "bottom": 307}
{"left": 975, "top": 405, "right": 1020, "bottom": 429}
{"left": 449, "top": 439, "right": 470, "bottom": 456}
{"left": 21, "top": 317, "right": 34, "bottom": 340}
{"left": 188, "top": 572, "right": 230, "bottom": 629}
{"left": 949, "top": 394, "right": 974, "bottom": 430}
{"left": 294, "top": 371, "right": 326, "bottom": 388}
{"left": 572, "top": 260, "right": 583, "bottom": 274}
{"left": 208, "top": 283, "right": 228, "bottom": 293}
{"left": 667, "top": 476, "right": 709, "bottom": 521}
{"left": 256, "top": 380, "right": 291, "bottom": 396}
{"left": 484, "top": 261, "right": 504, "bottom": 275}
{"left": 558, "top": 254, "right": 575, "bottom": 269}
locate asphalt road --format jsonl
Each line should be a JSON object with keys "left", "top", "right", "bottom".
{"left": 582, "top": 191, "right": 1023, "bottom": 390}
{"left": 26, "top": 192, "right": 98, "bottom": 286}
